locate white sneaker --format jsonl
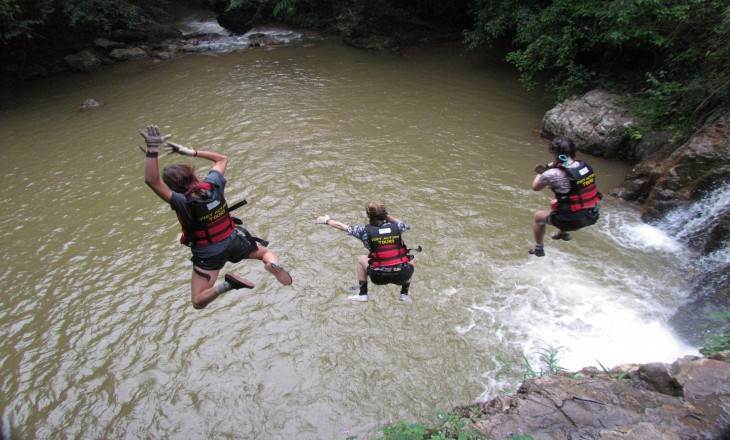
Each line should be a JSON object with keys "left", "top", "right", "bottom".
{"left": 399, "top": 294, "right": 413, "bottom": 304}
{"left": 348, "top": 294, "right": 368, "bottom": 302}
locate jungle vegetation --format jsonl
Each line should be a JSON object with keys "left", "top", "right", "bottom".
{"left": 2, "top": 0, "right": 728, "bottom": 135}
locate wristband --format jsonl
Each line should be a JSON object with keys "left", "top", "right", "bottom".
{"left": 146, "top": 151, "right": 159, "bottom": 158}
{"left": 325, "top": 219, "right": 330, "bottom": 225}
{"left": 193, "top": 150, "right": 198, "bottom": 157}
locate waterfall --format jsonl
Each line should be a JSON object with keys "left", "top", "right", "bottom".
{"left": 660, "top": 182, "right": 730, "bottom": 344}
{"left": 659, "top": 182, "right": 730, "bottom": 262}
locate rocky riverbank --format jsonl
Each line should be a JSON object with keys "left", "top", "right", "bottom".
{"left": 458, "top": 352, "right": 730, "bottom": 439}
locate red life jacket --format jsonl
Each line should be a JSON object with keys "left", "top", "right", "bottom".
{"left": 177, "top": 181, "right": 235, "bottom": 246}
{"left": 365, "top": 223, "right": 411, "bottom": 268}
{"left": 552, "top": 161, "right": 602, "bottom": 214}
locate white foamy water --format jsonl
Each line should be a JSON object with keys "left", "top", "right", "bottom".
{"left": 177, "top": 18, "right": 311, "bottom": 53}
{"left": 469, "top": 203, "right": 703, "bottom": 400}
{"left": 179, "top": 17, "right": 230, "bottom": 36}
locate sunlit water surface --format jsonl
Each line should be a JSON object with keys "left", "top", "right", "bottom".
{"left": 0, "top": 37, "right": 697, "bottom": 439}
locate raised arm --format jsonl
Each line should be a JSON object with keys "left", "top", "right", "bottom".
{"left": 141, "top": 125, "right": 173, "bottom": 202}
{"left": 165, "top": 142, "right": 228, "bottom": 175}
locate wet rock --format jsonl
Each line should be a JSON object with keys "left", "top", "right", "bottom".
{"left": 631, "top": 362, "right": 683, "bottom": 397}
{"left": 670, "top": 355, "right": 730, "bottom": 434}
{"left": 632, "top": 131, "right": 679, "bottom": 162}
{"left": 247, "top": 32, "right": 276, "bottom": 47}
{"left": 598, "top": 422, "right": 682, "bottom": 439}
{"left": 217, "top": 2, "right": 261, "bottom": 34}
{"left": 93, "top": 38, "right": 125, "bottom": 50}
{"left": 109, "top": 47, "right": 147, "bottom": 61}
{"left": 641, "top": 115, "right": 730, "bottom": 221}
{"left": 610, "top": 160, "right": 663, "bottom": 202}
{"left": 79, "top": 98, "right": 102, "bottom": 110}
{"left": 705, "top": 212, "right": 730, "bottom": 254}
{"left": 151, "top": 50, "right": 172, "bottom": 60}
{"left": 542, "top": 90, "right": 638, "bottom": 158}
{"left": 64, "top": 50, "right": 101, "bottom": 72}
{"left": 670, "top": 263, "right": 730, "bottom": 345}
{"left": 469, "top": 354, "right": 730, "bottom": 439}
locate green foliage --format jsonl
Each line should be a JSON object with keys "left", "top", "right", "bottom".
{"left": 700, "top": 311, "right": 730, "bottom": 356}
{"left": 522, "top": 345, "right": 567, "bottom": 379}
{"left": 60, "top": 0, "right": 148, "bottom": 32}
{"left": 379, "top": 410, "right": 485, "bottom": 440}
{"left": 381, "top": 421, "right": 428, "bottom": 440}
{"left": 596, "top": 359, "right": 627, "bottom": 380}
{"left": 466, "top": 0, "right": 730, "bottom": 136}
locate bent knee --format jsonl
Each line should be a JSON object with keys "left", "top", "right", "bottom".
{"left": 534, "top": 211, "right": 550, "bottom": 223}
{"left": 192, "top": 301, "right": 207, "bottom": 310}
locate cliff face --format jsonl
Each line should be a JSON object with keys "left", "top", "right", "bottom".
{"left": 461, "top": 353, "right": 730, "bottom": 439}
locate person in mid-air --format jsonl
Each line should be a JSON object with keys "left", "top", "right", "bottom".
{"left": 530, "top": 137, "right": 602, "bottom": 257}
{"left": 316, "top": 202, "right": 415, "bottom": 303}
{"left": 140, "top": 125, "right": 292, "bottom": 309}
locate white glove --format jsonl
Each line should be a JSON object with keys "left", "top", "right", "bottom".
{"left": 165, "top": 141, "right": 197, "bottom": 157}
{"left": 315, "top": 215, "right": 330, "bottom": 225}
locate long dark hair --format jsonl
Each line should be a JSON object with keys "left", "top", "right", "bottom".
{"left": 162, "top": 164, "right": 204, "bottom": 197}
{"left": 548, "top": 137, "right": 577, "bottom": 158}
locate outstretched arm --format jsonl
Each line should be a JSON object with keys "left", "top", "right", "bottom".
{"left": 165, "top": 142, "right": 228, "bottom": 176}
{"left": 141, "top": 125, "right": 173, "bottom": 202}
{"left": 315, "top": 215, "right": 349, "bottom": 232}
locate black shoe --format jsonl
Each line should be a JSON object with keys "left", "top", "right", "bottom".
{"left": 225, "top": 273, "right": 255, "bottom": 289}
{"left": 528, "top": 246, "right": 545, "bottom": 257}
{"left": 552, "top": 231, "right": 572, "bottom": 241}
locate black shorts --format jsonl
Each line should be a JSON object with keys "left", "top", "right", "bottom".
{"left": 368, "top": 263, "right": 414, "bottom": 286}
{"left": 549, "top": 208, "right": 599, "bottom": 232}
{"left": 190, "top": 230, "right": 258, "bottom": 271}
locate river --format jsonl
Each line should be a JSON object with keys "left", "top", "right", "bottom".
{"left": 0, "top": 30, "right": 698, "bottom": 439}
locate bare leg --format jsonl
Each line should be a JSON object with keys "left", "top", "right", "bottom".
{"left": 348, "top": 255, "right": 370, "bottom": 301}
{"left": 356, "top": 255, "right": 369, "bottom": 283}
{"left": 191, "top": 267, "right": 221, "bottom": 309}
{"left": 248, "top": 244, "right": 292, "bottom": 285}
{"left": 533, "top": 210, "right": 551, "bottom": 246}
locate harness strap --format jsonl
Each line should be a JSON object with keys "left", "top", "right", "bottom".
{"left": 237, "top": 227, "right": 270, "bottom": 248}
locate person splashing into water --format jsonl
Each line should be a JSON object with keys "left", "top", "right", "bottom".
{"left": 316, "top": 202, "right": 415, "bottom": 303}
{"left": 140, "top": 125, "right": 292, "bottom": 309}
{"left": 530, "top": 137, "right": 602, "bottom": 257}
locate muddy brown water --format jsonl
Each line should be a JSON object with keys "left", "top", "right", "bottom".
{"left": 0, "top": 40, "right": 696, "bottom": 439}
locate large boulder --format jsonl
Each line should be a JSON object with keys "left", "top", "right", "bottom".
{"left": 217, "top": 2, "right": 263, "bottom": 34}
{"left": 63, "top": 50, "right": 101, "bottom": 72}
{"left": 542, "top": 90, "right": 638, "bottom": 158}
{"left": 466, "top": 353, "right": 730, "bottom": 439}
{"left": 641, "top": 115, "right": 730, "bottom": 221}
{"left": 109, "top": 47, "right": 147, "bottom": 61}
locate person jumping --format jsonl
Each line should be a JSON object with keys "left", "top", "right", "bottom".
{"left": 140, "top": 125, "right": 292, "bottom": 309}
{"left": 316, "top": 202, "right": 415, "bottom": 303}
